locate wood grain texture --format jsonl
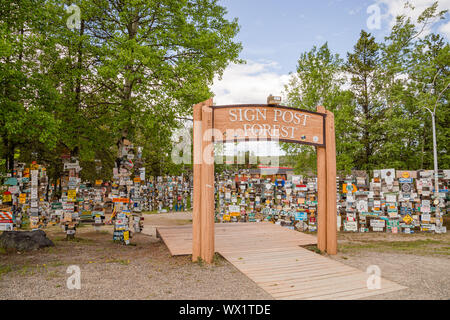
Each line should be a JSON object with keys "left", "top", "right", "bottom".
{"left": 201, "top": 101, "right": 215, "bottom": 263}
{"left": 157, "top": 223, "right": 406, "bottom": 300}
{"left": 325, "top": 110, "right": 337, "bottom": 255}
{"left": 316, "top": 106, "right": 327, "bottom": 253}
{"left": 213, "top": 105, "right": 325, "bottom": 146}
{"left": 192, "top": 102, "right": 203, "bottom": 261}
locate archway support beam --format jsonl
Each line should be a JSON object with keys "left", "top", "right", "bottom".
{"left": 193, "top": 101, "right": 337, "bottom": 264}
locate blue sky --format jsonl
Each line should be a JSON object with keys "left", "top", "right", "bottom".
{"left": 219, "top": 0, "right": 449, "bottom": 75}
{"left": 212, "top": 0, "right": 450, "bottom": 106}
{"left": 220, "top": 0, "right": 376, "bottom": 75}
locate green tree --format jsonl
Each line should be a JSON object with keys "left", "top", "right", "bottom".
{"left": 376, "top": 2, "right": 449, "bottom": 170}
{"left": 81, "top": 0, "right": 242, "bottom": 153}
{"left": 284, "top": 43, "right": 358, "bottom": 175}
{"left": 0, "top": 0, "right": 61, "bottom": 175}
{"left": 345, "top": 30, "right": 383, "bottom": 171}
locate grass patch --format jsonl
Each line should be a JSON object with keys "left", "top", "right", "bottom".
{"left": 52, "top": 236, "right": 95, "bottom": 244}
{"left": 143, "top": 211, "right": 159, "bottom": 215}
{"left": 213, "top": 253, "right": 224, "bottom": 266}
{"left": 0, "top": 264, "right": 13, "bottom": 279}
{"left": 105, "top": 258, "right": 130, "bottom": 265}
{"left": 49, "top": 261, "right": 66, "bottom": 267}
{"left": 301, "top": 244, "right": 324, "bottom": 255}
{"left": 194, "top": 257, "right": 204, "bottom": 266}
{"left": 46, "top": 270, "right": 60, "bottom": 280}
{"left": 340, "top": 239, "right": 450, "bottom": 255}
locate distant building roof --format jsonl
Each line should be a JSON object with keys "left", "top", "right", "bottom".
{"left": 249, "top": 167, "right": 293, "bottom": 175}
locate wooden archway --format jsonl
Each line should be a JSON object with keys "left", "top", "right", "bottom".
{"left": 192, "top": 99, "right": 337, "bottom": 263}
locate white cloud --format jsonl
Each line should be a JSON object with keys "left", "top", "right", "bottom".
{"left": 211, "top": 60, "right": 290, "bottom": 157}
{"left": 376, "top": 0, "right": 450, "bottom": 38}
{"left": 439, "top": 20, "right": 450, "bottom": 37}
{"left": 349, "top": 7, "right": 362, "bottom": 16}
{"left": 211, "top": 60, "right": 290, "bottom": 105}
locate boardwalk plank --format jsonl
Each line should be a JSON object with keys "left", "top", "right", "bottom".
{"left": 156, "top": 223, "right": 406, "bottom": 300}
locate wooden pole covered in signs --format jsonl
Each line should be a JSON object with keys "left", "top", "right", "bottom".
{"left": 316, "top": 106, "right": 327, "bottom": 253}
{"left": 325, "top": 110, "right": 337, "bottom": 255}
{"left": 192, "top": 102, "right": 203, "bottom": 262}
{"left": 200, "top": 99, "right": 215, "bottom": 263}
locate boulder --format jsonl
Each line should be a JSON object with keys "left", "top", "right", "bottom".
{"left": 0, "top": 230, "right": 54, "bottom": 251}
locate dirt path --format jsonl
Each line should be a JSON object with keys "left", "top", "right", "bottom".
{"left": 141, "top": 211, "right": 192, "bottom": 237}
{"left": 0, "top": 222, "right": 271, "bottom": 300}
{"left": 327, "top": 232, "right": 450, "bottom": 300}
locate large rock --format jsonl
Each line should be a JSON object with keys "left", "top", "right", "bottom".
{"left": 0, "top": 230, "right": 54, "bottom": 251}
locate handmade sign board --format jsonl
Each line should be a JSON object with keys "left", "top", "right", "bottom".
{"left": 212, "top": 105, "right": 326, "bottom": 146}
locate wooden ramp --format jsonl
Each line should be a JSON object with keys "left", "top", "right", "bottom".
{"left": 156, "top": 223, "right": 406, "bottom": 300}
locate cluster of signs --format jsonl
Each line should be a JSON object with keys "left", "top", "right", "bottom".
{"left": 147, "top": 176, "right": 192, "bottom": 212}
{"left": 0, "top": 162, "right": 51, "bottom": 231}
{"left": 215, "top": 171, "right": 318, "bottom": 231}
{"left": 110, "top": 140, "right": 145, "bottom": 244}
{"left": 59, "top": 160, "right": 84, "bottom": 237}
{"left": 338, "top": 169, "right": 449, "bottom": 234}
{"left": 3, "top": 164, "right": 447, "bottom": 237}
{"left": 212, "top": 169, "right": 449, "bottom": 235}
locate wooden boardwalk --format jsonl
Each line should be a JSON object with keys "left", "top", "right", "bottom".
{"left": 156, "top": 223, "right": 406, "bottom": 300}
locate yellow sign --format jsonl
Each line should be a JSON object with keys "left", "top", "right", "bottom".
{"left": 3, "top": 194, "right": 12, "bottom": 202}
{"left": 19, "top": 193, "right": 26, "bottom": 204}
{"left": 123, "top": 231, "right": 129, "bottom": 241}
{"left": 343, "top": 183, "right": 357, "bottom": 193}
{"left": 68, "top": 190, "right": 77, "bottom": 201}
{"left": 95, "top": 180, "right": 103, "bottom": 185}
{"left": 402, "top": 171, "right": 410, "bottom": 178}
{"left": 223, "top": 214, "right": 231, "bottom": 221}
{"left": 133, "top": 177, "right": 141, "bottom": 183}
{"left": 403, "top": 214, "right": 413, "bottom": 224}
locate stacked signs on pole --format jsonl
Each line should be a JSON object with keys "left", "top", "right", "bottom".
{"left": 60, "top": 158, "right": 81, "bottom": 239}
{"left": 111, "top": 139, "right": 143, "bottom": 244}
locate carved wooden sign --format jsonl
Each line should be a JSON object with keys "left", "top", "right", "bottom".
{"left": 212, "top": 105, "right": 326, "bottom": 147}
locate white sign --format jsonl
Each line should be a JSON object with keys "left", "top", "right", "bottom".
{"left": 0, "top": 223, "right": 14, "bottom": 231}
{"left": 370, "top": 219, "right": 386, "bottom": 228}
{"left": 64, "top": 161, "right": 80, "bottom": 170}
{"left": 229, "top": 205, "right": 240, "bottom": 213}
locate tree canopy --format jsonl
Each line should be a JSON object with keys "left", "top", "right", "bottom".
{"left": 0, "top": 0, "right": 242, "bottom": 181}
{"left": 284, "top": 2, "right": 449, "bottom": 175}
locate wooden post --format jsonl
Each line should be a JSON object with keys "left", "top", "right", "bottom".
{"left": 192, "top": 102, "right": 203, "bottom": 262}
{"left": 325, "top": 110, "right": 337, "bottom": 255}
{"left": 316, "top": 106, "right": 327, "bottom": 253}
{"left": 201, "top": 100, "right": 215, "bottom": 263}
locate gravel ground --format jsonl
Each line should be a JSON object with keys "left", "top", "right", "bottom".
{"left": 0, "top": 224, "right": 271, "bottom": 300}
{"left": 1, "top": 214, "right": 449, "bottom": 300}
{"left": 327, "top": 232, "right": 450, "bottom": 300}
